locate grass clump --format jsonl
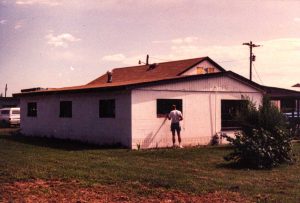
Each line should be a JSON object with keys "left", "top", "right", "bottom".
{"left": 1, "top": 128, "right": 300, "bottom": 201}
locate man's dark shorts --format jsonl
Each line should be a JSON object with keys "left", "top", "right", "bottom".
{"left": 171, "top": 123, "right": 181, "bottom": 134}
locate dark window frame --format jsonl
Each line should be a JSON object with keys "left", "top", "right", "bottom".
{"left": 156, "top": 99, "right": 183, "bottom": 118}
{"left": 59, "top": 101, "right": 72, "bottom": 118}
{"left": 99, "top": 99, "right": 116, "bottom": 118}
{"left": 280, "top": 99, "right": 295, "bottom": 113}
{"left": 221, "top": 100, "right": 247, "bottom": 130}
{"left": 27, "top": 102, "right": 37, "bottom": 117}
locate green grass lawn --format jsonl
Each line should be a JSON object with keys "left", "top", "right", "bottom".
{"left": 1, "top": 128, "right": 300, "bottom": 202}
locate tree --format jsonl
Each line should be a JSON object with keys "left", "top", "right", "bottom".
{"left": 223, "top": 97, "right": 294, "bottom": 169}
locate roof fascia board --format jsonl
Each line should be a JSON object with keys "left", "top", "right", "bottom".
{"left": 226, "top": 72, "right": 264, "bottom": 93}
{"left": 13, "top": 86, "right": 130, "bottom": 97}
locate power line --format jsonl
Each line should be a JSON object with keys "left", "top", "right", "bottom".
{"left": 253, "top": 63, "right": 264, "bottom": 85}
{"left": 149, "top": 56, "right": 170, "bottom": 62}
{"left": 217, "top": 58, "right": 248, "bottom": 63}
{"left": 150, "top": 56, "right": 250, "bottom": 64}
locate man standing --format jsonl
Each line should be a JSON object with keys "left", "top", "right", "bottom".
{"left": 168, "top": 105, "right": 183, "bottom": 148}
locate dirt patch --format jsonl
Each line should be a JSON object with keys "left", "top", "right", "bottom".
{"left": 0, "top": 179, "right": 252, "bottom": 203}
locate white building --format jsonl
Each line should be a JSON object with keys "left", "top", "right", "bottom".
{"left": 15, "top": 57, "right": 264, "bottom": 149}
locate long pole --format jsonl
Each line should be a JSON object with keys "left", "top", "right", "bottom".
{"left": 243, "top": 41, "right": 261, "bottom": 81}
{"left": 249, "top": 42, "right": 253, "bottom": 81}
{"left": 5, "top": 84, "right": 7, "bottom": 97}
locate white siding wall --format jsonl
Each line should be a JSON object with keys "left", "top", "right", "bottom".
{"left": 20, "top": 91, "right": 131, "bottom": 147}
{"left": 20, "top": 75, "right": 263, "bottom": 149}
{"left": 131, "top": 76, "right": 262, "bottom": 149}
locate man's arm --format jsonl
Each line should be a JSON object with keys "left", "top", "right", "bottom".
{"left": 167, "top": 112, "right": 171, "bottom": 120}
{"left": 179, "top": 111, "right": 183, "bottom": 121}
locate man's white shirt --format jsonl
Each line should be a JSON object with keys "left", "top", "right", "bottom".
{"left": 169, "top": 110, "right": 183, "bottom": 123}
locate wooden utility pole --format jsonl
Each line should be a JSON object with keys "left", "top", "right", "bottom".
{"left": 243, "top": 41, "right": 261, "bottom": 81}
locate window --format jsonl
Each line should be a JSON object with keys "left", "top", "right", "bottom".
{"left": 271, "top": 100, "right": 280, "bottom": 109}
{"left": 206, "top": 67, "right": 215, "bottom": 73}
{"left": 281, "top": 99, "right": 295, "bottom": 113}
{"left": 12, "top": 110, "right": 20, "bottom": 115}
{"left": 99, "top": 99, "right": 115, "bottom": 118}
{"left": 60, "top": 101, "right": 72, "bottom": 118}
{"left": 196, "top": 67, "right": 205, "bottom": 74}
{"left": 157, "top": 99, "right": 182, "bottom": 117}
{"left": 1, "top": 110, "right": 9, "bottom": 115}
{"left": 221, "top": 100, "right": 247, "bottom": 129}
{"left": 27, "top": 102, "right": 37, "bottom": 117}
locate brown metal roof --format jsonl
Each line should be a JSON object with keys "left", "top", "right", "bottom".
{"left": 262, "top": 86, "right": 300, "bottom": 99}
{"left": 15, "top": 56, "right": 229, "bottom": 96}
{"left": 87, "top": 56, "right": 225, "bottom": 86}
{"left": 14, "top": 71, "right": 264, "bottom": 97}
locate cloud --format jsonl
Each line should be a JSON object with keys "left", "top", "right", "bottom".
{"left": 45, "top": 33, "right": 81, "bottom": 48}
{"left": 0, "top": 20, "right": 7, "bottom": 25}
{"left": 152, "top": 40, "right": 168, "bottom": 44}
{"left": 14, "top": 20, "right": 25, "bottom": 30}
{"left": 259, "top": 38, "right": 300, "bottom": 52}
{"left": 172, "top": 37, "right": 199, "bottom": 44}
{"left": 153, "top": 36, "right": 198, "bottom": 44}
{"left": 57, "top": 0, "right": 186, "bottom": 11}
{"left": 102, "top": 54, "right": 126, "bottom": 62}
{"left": 102, "top": 53, "right": 150, "bottom": 65}
{"left": 106, "top": 37, "right": 300, "bottom": 90}
{"left": 15, "top": 0, "right": 62, "bottom": 6}
{"left": 294, "top": 17, "right": 300, "bottom": 22}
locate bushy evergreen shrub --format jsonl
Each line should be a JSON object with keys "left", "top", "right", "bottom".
{"left": 223, "top": 97, "right": 294, "bottom": 169}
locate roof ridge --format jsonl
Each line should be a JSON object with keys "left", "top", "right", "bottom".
{"left": 111, "top": 56, "right": 208, "bottom": 71}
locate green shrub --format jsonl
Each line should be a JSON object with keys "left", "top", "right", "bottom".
{"left": 210, "top": 133, "right": 220, "bottom": 146}
{"left": 223, "top": 97, "right": 294, "bottom": 169}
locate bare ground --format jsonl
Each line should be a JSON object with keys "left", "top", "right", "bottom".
{"left": 0, "top": 179, "right": 252, "bottom": 203}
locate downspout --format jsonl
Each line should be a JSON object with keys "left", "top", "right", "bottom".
{"left": 215, "top": 87, "right": 217, "bottom": 135}
{"left": 209, "top": 92, "right": 214, "bottom": 138}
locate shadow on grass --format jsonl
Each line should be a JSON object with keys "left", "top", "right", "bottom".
{"left": 216, "top": 162, "right": 252, "bottom": 170}
{"left": 216, "top": 160, "right": 276, "bottom": 170}
{"left": 0, "top": 130, "right": 126, "bottom": 151}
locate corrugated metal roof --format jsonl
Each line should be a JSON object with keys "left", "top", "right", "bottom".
{"left": 87, "top": 56, "right": 224, "bottom": 86}
{"left": 14, "top": 71, "right": 264, "bottom": 96}
{"left": 15, "top": 56, "right": 228, "bottom": 95}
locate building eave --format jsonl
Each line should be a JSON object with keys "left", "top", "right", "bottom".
{"left": 14, "top": 71, "right": 264, "bottom": 97}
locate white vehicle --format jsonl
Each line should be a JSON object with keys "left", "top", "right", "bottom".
{"left": 284, "top": 112, "right": 300, "bottom": 119}
{"left": 0, "top": 107, "right": 20, "bottom": 127}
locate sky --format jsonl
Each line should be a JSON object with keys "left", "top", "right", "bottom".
{"left": 0, "top": 0, "right": 300, "bottom": 96}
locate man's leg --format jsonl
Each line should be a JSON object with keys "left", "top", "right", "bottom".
{"left": 172, "top": 131, "right": 176, "bottom": 146}
{"left": 177, "top": 127, "right": 183, "bottom": 148}
{"left": 178, "top": 131, "right": 181, "bottom": 144}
